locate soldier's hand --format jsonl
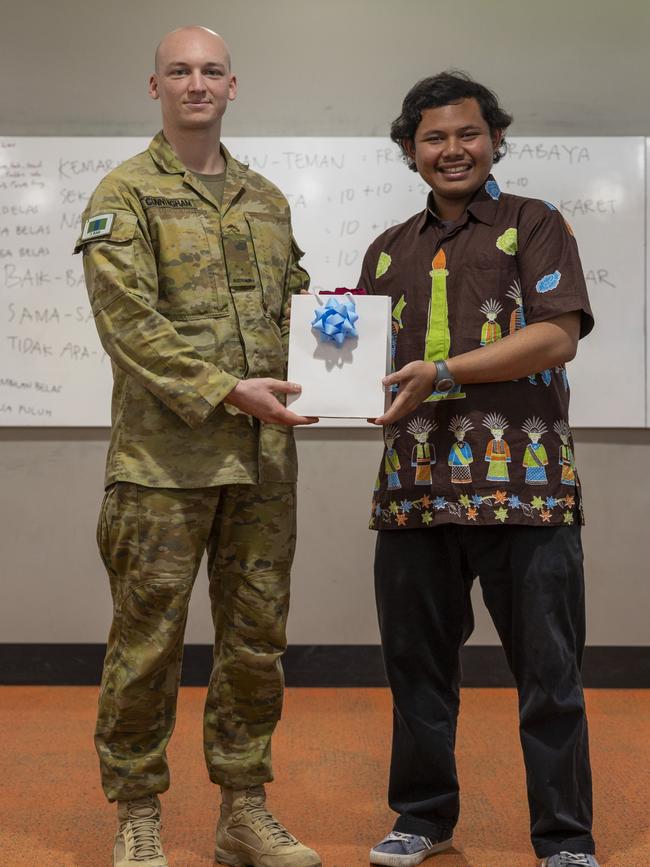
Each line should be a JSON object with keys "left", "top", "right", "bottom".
{"left": 370, "top": 361, "right": 437, "bottom": 426}
{"left": 224, "top": 378, "right": 319, "bottom": 426}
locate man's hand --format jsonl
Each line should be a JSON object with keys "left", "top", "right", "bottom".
{"left": 224, "top": 378, "right": 318, "bottom": 426}
{"left": 370, "top": 361, "right": 436, "bottom": 426}
{"left": 369, "top": 312, "right": 582, "bottom": 427}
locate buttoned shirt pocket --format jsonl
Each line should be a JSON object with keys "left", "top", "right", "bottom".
{"left": 148, "top": 206, "right": 226, "bottom": 320}
{"left": 222, "top": 220, "right": 259, "bottom": 294}
{"left": 451, "top": 259, "right": 519, "bottom": 349}
{"left": 246, "top": 211, "right": 291, "bottom": 320}
{"left": 74, "top": 210, "right": 138, "bottom": 256}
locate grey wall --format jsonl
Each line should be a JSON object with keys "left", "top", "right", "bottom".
{"left": 1, "top": 0, "right": 649, "bottom": 647}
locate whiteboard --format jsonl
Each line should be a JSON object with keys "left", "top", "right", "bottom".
{"left": 494, "top": 138, "right": 646, "bottom": 428}
{"left": 0, "top": 136, "right": 646, "bottom": 427}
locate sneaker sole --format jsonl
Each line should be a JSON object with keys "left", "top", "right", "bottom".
{"left": 369, "top": 837, "right": 453, "bottom": 866}
{"left": 215, "top": 847, "right": 321, "bottom": 867}
{"left": 215, "top": 847, "right": 248, "bottom": 867}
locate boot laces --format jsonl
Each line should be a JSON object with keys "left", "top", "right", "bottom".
{"left": 557, "top": 855, "right": 592, "bottom": 866}
{"left": 124, "top": 797, "right": 163, "bottom": 860}
{"left": 241, "top": 792, "right": 297, "bottom": 848}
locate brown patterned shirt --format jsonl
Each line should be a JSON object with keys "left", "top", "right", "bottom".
{"left": 358, "top": 176, "right": 594, "bottom": 530}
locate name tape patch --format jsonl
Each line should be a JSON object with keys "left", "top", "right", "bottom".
{"left": 141, "top": 196, "right": 195, "bottom": 209}
{"left": 81, "top": 213, "right": 115, "bottom": 241}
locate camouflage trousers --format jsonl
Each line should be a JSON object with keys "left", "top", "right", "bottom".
{"left": 94, "top": 481, "right": 296, "bottom": 802}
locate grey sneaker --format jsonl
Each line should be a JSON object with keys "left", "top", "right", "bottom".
{"left": 541, "top": 855, "right": 600, "bottom": 867}
{"left": 369, "top": 831, "right": 453, "bottom": 866}
{"left": 114, "top": 794, "right": 168, "bottom": 866}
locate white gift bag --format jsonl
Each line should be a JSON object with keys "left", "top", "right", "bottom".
{"left": 287, "top": 293, "right": 391, "bottom": 418}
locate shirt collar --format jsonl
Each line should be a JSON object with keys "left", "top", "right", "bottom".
{"left": 148, "top": 130, "right": 248, "bottom": 186}
{"left": 417, "top": 174, "right": 502, "bottom": 232}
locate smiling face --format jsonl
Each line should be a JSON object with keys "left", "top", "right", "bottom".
{"left": 404, "top": 98, "right": 501, "bottom": 220}
{"left": 148, "top": 27, "right": 237, "bottom": 136}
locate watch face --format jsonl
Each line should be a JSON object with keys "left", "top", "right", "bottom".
{"left": 436, "top": 377, "right": 454, "bottom": 392}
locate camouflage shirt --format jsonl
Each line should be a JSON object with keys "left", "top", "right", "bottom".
{"left": 75, "top": 132, "right": 308, "bottom": 489}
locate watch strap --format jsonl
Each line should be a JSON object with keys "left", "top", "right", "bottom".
{"left": 433, "top": 359, "right": 455, "bottom": 392}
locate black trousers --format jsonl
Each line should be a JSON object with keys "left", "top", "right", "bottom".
{"left": 375, "top": 524, "right": 594, "bottom": 859}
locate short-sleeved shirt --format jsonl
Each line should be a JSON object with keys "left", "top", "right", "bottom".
{"left": 357, "top": 176, "right": 594, "bottom": 530}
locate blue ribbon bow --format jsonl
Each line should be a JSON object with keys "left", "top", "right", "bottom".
{"left": 311, "top": 296, "right": 359, "bottom": 346}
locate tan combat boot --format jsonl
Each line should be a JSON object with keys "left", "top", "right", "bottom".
{"left": 113, "top": 794, "right": 168, "bottom": 866}
{"left": 215, "top": 785, "right": 321, "bottom": 867}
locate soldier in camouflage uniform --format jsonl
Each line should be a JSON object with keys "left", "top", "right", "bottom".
{"left": 75, "top": 25, "right": 321, "bottom": 867}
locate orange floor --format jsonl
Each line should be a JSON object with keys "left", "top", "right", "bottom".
{"left": 0, "top": 687, "right": 649, "bottom": 866}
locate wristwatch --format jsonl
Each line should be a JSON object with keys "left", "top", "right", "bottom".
{"left": 433, "top": 359, "right": 455, "bottom": 393}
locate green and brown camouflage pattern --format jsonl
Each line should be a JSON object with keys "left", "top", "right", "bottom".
{"left": 95, "top": 481, "right": 296, "bottom": 802}
{"left": 75, "top": 132, "right": 309, "bottom": 489}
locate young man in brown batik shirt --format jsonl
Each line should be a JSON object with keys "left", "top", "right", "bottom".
{"left": 359, "top": 72, "right": 599, "bottom": 867}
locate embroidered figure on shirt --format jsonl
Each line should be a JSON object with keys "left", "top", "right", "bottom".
{"left": 512, "top": 274, "right": 551, "bottom": 386}
{"left": 505, "top": 281, "right": 537, "bottom": 384}
{"left": 423, "top": 248, "right": 465, "bottom": 402}
{"left": 424, "top": 248, "right": 450, "bottom": 361}
{"left": 390, "top": 294, "right": 407, "bottom": 393}
{"left": 522, "top": 416, "right": 549, "bottom": 484}
{"left": 496, "top": 227, "right": 518, "bottom": 256}
{"left": 536, "top": 270, "right": 561, "bottom": 293}
{"left": 506, "top": 280, "right": 526, "bottom": 334}
{"left": 376, "top": 251, "right": 392, "bottom": 278}
{"left": 448, "top": 415, "right": 474, "bottom": 484}
{"left": 482, "top": 412, "right": 512, "bottom": 483}
{"left": 485, "top": 178, "right": 501, "bottom": 200}
{"left": 528, "top": 368, "right": 552, "bottom": 387}
{"left": 480, "top": 299, "right": 503, "bottom": 345}
{"left": 383, "top": 425, "right": 402, "bottom": 490}
{"left": 407, "top": 416, "right": 437, "bottom": 486}
{"left": 554, "top": 419, "right": 576, "bottom": 486}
